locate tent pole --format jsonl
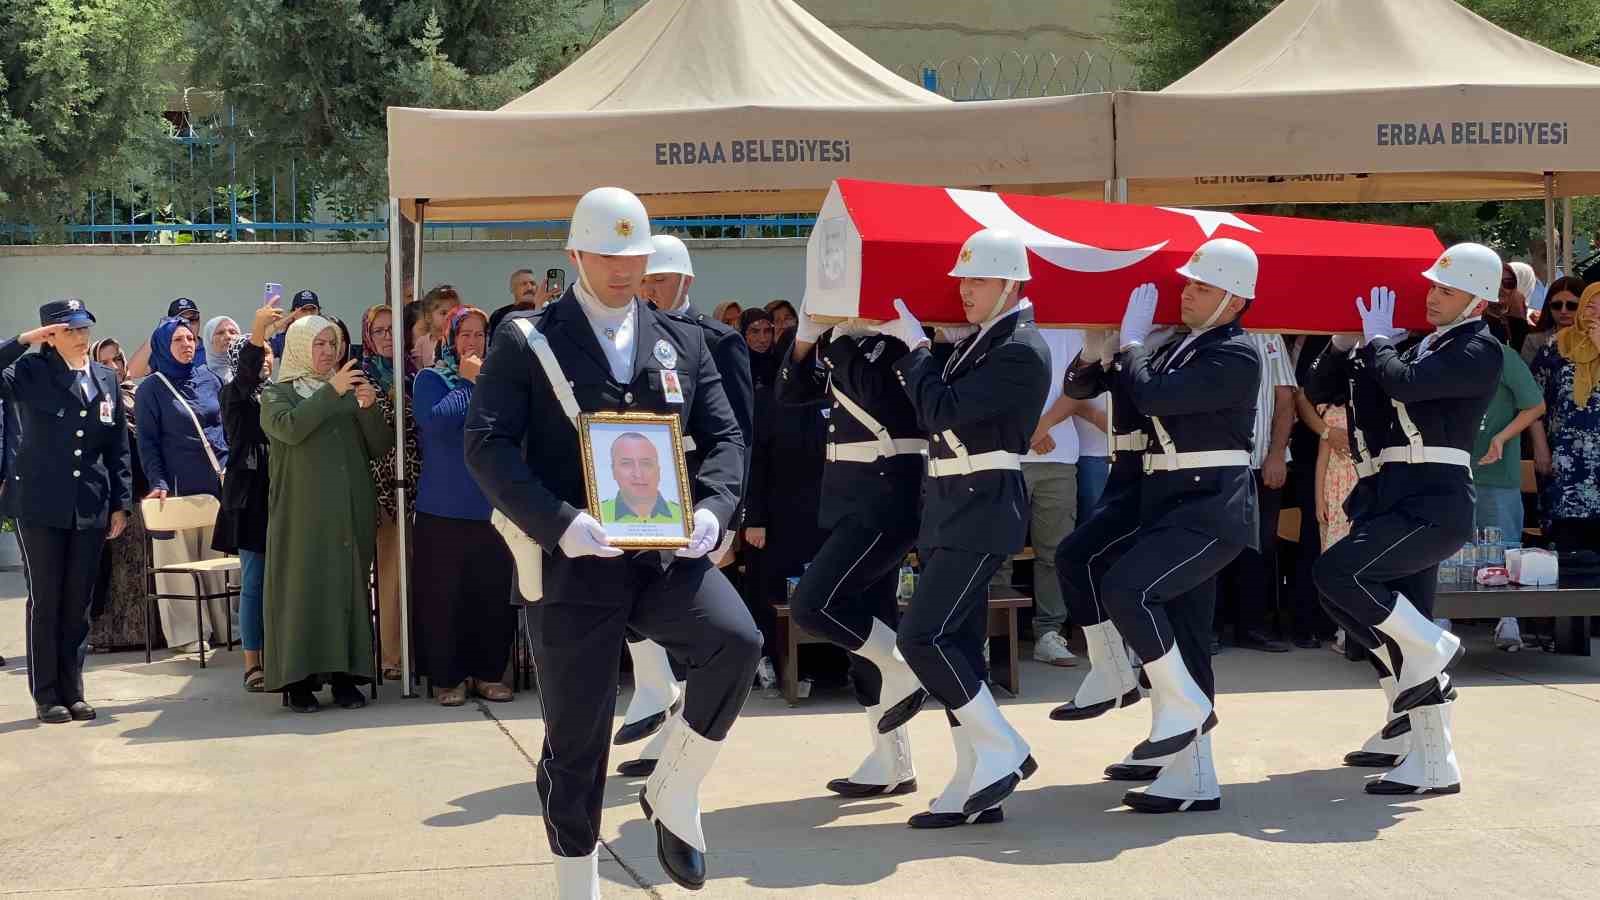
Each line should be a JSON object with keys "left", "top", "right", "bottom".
{"left": 397, "top": 203, "right": 425, "bottom": 698}
{"left": 387, "top": 200, "right": 414, "bottom": 698}
{"left": 1543, "top": 173, "right": 1556, "bottom": 283}
{"left": 1562, "top": 196, "right": 1574, "bottom": 273}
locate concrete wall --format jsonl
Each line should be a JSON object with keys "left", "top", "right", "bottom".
{"left": 0, "top": 239, "right": 807, "bottom": 349}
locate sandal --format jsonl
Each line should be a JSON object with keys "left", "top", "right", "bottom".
{"left": 437, "top": 683, "right": 468, "bottom": 707}
{"left": 473, "top": 679, "right": 513, "bottom": 703}
{"left": 243, "top": 666, "right": 266, "bottom": 693}
{"left": 382, "top": 666, "right": 402, "bottom": 681}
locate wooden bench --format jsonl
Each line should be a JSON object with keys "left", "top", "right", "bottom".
{"left": 772, "top": 587, "right": 1033, "bottom": 706}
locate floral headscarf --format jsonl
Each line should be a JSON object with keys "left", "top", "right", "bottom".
{"left": 276, "top": 315, "right": 338, "bottom": 399}
{"left": 360, "top": 304, "right": 397, "bottom": 394}
{"left": 225, "top": 335, "right": 264, "bottom": 399}
{"left": 430, "top": 305, "right": 487, "bottom": 390}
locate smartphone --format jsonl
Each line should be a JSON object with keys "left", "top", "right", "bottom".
{"left": 545, "top": 267, "right": 566, "bottom": 294}
{"left": 263, "top": 282, "right": 283, "bottom": 304}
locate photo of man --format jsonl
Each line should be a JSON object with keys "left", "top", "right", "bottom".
{"left": 599, "top": 431, "right": 682, "bottom": 525}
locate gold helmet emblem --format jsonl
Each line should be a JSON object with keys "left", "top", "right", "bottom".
{"left": 615, "top": 218, "right": 635, "bottom": 238}
{"left": 959, "top": 248, "right": 973, "bottom": 264}
{"left": 1437, "top": 255, "right": 1451, "bottom": 269}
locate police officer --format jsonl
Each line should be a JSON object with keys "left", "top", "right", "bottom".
{"left": 776, "top": 292, "right": 926, "bottom": 799}
{"left": 1097, "top": 238, "right": 1263, "bottom": 814}
{"left": 869, "top": 228, "right": 1051, "bottom": 825}
{"left": 615, "top": 234, "right": 757, "bottom": 778}
{"left": 465, "top": 187, "right": 760, "bottom": 898}
{"left": 1311, "top": 243, "right": 1504, "bottom": 796}
{"left": 0, "top": 300, "right": 131, "bottom": 724}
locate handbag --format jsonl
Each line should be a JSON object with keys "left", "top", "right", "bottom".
{"left": 153, "top": 372, "right": 225, "bottom": 486}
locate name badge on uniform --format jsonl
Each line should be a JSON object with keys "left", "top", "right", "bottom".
{"left": 661, "top": 369, "right": 685, "bottom": 404}
{"left": 653, "top": 339, "right": 678, "bottom": 369}
{"left": 99, "top": 397, "right": 114, "bottom": 424}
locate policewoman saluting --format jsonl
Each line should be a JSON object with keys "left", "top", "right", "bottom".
{"left": 0, "top": 299, "right": 132, "bottom": 724}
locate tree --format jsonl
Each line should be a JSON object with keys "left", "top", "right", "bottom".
{"left": 0, "top": 0, "right": 184, "bottom": 230}
{"left": 182, "top": 0, "right": 599, "bottom": 214}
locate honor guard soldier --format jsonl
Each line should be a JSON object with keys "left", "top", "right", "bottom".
{"left": 1097, "top": 238, "right": 1264, "bottom": 814}
{"left": 616, "top": 234, "right": 757, "bottom": 778}
{"left": 777, "top": 292, "right": 927, "bottom": 800}
{"left": 870, "top": 228, "right": 1051, "bottom": 826}
{"left": 1311, "top": 243, "right": 1504, "bottom": 796}
{"left": 466, "top": 187, "right": 761, "bottom": 898}
{"left": 0, "top": 300, "right": 132, "bottom": 724}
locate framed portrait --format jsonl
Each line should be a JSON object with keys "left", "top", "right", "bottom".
{"left": 579, "top": 412, "right": 694, "bottom": 549}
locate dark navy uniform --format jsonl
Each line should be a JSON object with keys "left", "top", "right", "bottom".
{"left": 1099, "top": 322, "right": 1261, "bottom": 669}
{"left": 464, "top": 289, "right": 760, "bottom": 860}
{"left": 892, "top": 305, "right": 1051, "bottom": 708}
{"left": 1311, "top": 321, "right": 1501, "bottom": 653}
{"left": 779, "top": 329, "right": 924, "bottom": 708}
{"left": 0, "top": 300, "right": 131, "bottom": 717}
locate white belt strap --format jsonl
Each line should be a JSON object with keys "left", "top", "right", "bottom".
{"left": 1147, "top": 414, "right": 1180, "bottom": 471}
{"left": 927, "top": 450, "right": 1022, "bottom": 478}
{"left": 1143, "top": 450, "right": 1250, "bottom": 473}
{"left": 830, "top": 383, "right": 899, "bottom": 459}
{"left": 511, "top": 319, "right": 580, "bottom": 430}
{"left": 1392, "top": 397, "right": 1424, "bottom": 455}
{"left": 1111, "top": 432, "right": 1148, "bottom": 452}
{"left": 827, "top": 439, "right": 928, "bottom": 463}
{"left": 1375, "top": 445, "right": 1473, "bottom": 469}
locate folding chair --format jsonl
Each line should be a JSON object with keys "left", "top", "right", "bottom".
{"left": 141, "top": 496, "right": 239, "bottom": 668}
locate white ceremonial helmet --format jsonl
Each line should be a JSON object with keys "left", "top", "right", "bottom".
{"left": 948, "top": 228, "right": 1032, "bottom": 282}
{"left": 566, "top": 187, "right": 655, "bottom": 256}
{"left": 1422, "top": 242, "right": 1503, "bottom": 303}
{"left": 645, "top": 234, "right": 694, "bottom": 277}
{"left": 1176, "top": 237, "right": 1259, "bottom": 300}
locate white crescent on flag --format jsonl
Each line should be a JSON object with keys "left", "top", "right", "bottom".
{"left": 946, "top": 188, "right": 1168, "bottom": 274}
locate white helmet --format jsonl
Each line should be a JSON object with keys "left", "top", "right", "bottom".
{"left": 948, "top": 228, "right": 1032, "bottom": 281}
{"left": 1422, "top": 242, "right": 1502, "bottom": 303}
{"left": 566, "top": 187, "right": 654, "bottom": 256}
{"left": 645, "top": 234, "right": 694, "bottom": 277}
{"left": 1176, "top": 238, "right": 1259, "bottom": 300}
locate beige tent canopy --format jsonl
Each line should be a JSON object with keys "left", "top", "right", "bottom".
{"left": 1114, "top": 0, "right": 1600, "bottom": 207}
{"left": 386, "top": 0, "right": 1114, "bottom": 222}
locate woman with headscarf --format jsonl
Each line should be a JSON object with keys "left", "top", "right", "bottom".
{"left": 86, "top": 338, "right": 151, "bottom": 652}
{"left": 134, "top": 317, "right": 231, "bottom": 654}
{"left": 1530, "top": 282, "right": 1600, "bottom": 551}
{"left": 714, "top": 301, "right": 743, "bottom": 329}
{"left": 411, "top": 306, "right": 517, "bottom": 705}
{"left": 260, "top": 315, "right": 393, "bottom": 712}
{"left": 360, "top": 303, "right": 421, "bottom": 681}
{"left": 212, "top": 301, "right": 279, "bottom": 692}
{"left": 764, "top": 299, "right": 798, "bottom": 336}
{"left": 1490, "top": 262, "right": 1535, "bottom": 351}
{"left": 201, "top": 316, "right": 241, "bottom": 385}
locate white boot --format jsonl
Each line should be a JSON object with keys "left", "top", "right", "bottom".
{"left": 640, "top": 715, "right": 721, "bottom": 889}
{"left": 827, "top": 705, "right": 917, "bottom": 796}
{"left": 1374, "top": 593, "right": 1463, "bottom": 713}
{"left": 552, "top": 849, "right": 600, "bottom": 900}
{"left": 908, "top": 724, "right": 1003, "bottom": 828}
{"left": 952, "top": 683, "right": 1036, "bottom": 816}
{"left": 1124, "top": 733, "right": 1220, "bottom": 813}
{"left": 1132, "top": 645, "right": 1215, "bottom": 760}
{"left": 1343, "top": 674, "right": 1409, "bottom": 768}
{"left": 616, "top": 639, "right": 680, "bottom": 745}
{"left": 616, "top": 681, "right": 684, "bottom": 777}
{"left": 1051, "top": 621, "right": 1142, "bottom": 721}
{"left": 854, "top": 618, "right": 928, "bottom": 733}
{"left": 1366, "top": 701, "right": 1461, "bottom": 795}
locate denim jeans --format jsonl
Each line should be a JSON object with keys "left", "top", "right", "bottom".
{"left": 238, "top": 548, "right": 265, "bottom": 652}
{"left": 1475, "top": 485, "right": 1524, "bottom": 547}
{"left": 1076, "top": 455, "right": 1111, "bottom": 518}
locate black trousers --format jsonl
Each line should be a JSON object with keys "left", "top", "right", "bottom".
{"left": 898, "top": 547, "right": 1004, "bottom": 709}
{"left": 1056, "top": 491, "right": 1141, "bottom": 628}
{"left": 787, "top": 516, "right": 916, "bottom": 707}
{"left": 18, "top": 525, "right": 106, "bottom": 707}
{"left": 528, "top": 553, "right": 761, "bottom": 858}
{"left": 1286, "top": 461, "right": 1334, "bottom": 640}
{"left": 1219, "top": 471, "right": 1283, "bottom": 637}
{"left": 411, "top": 514, "right": 518, "bottom": 689}
{"left": 1100, "top": 525, "right": 1244, "bottom": 667}
{"left": 1313, "top": 509, "right": 1465, "bottom": 650}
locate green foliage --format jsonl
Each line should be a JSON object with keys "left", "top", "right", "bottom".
{"left": 0, "top": 0, "right": 184, "bottom": 231}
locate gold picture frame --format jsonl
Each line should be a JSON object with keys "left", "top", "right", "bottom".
{"left": 578, "top": 411, "right": 694, "bottom": 549}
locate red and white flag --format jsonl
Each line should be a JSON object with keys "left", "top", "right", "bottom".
{"left": 804, "top": 179, "right": 1444, "bottom": 332}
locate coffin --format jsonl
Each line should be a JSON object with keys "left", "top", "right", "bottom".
{"left": 803, "top": 179, "right": 1445, "bottom": 332}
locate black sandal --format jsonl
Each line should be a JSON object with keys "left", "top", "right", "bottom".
{"left": 243, "top": 666, "right": 266, "bottom": 693}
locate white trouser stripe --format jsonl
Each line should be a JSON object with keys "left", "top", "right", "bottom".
{"left": 932, "top": 553, "right": 994, "bottom": 706}
{"left": 821, "top": 531, "right": 883, "bottom": 647}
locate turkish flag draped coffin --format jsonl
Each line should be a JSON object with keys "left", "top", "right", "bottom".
{"left": 803, "top": 179, "right": 1445, "bottom": 332}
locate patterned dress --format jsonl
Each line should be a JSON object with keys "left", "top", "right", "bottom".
{"left": 1530, "top": 343, "right": 1600, "bottom": 523}
{"left": 1318, "top": 404, "right": 1359, "bottom": 550}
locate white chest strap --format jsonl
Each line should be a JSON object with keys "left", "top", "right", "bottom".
{"left": 927, "top": 426, "right": 1020, "bottom": 477}
{"left": 828, "top": 381, "right": 924, "bottom": 461}
{"left": 511, "top": 319, "right": 581, "bottom": 430}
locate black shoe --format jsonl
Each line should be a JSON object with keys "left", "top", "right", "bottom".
{"left": 1393, "top": 646, "right": 1466, "bottom": 714}
{"left": 330, "top": 677, "right": 367, "bottom": 710}
{"left": 961, "top": 755, "right": 1036, "bottom": 816}
{"left": 287, "top": 686, "right": 320, "bottom": 713}
{"left": 1208, "top": 638, "right": 1222, "bottom": 656}
{"left": 908, "top": 806, "right": 1004, "bottom": 829}
{"left": 877, "top": 688, "right": 929, "bottom": 734}
{"left": 1132, "top": 711, "right": 1218, "bottom": 761}
{"left": 1343, "top": 750, "right": 1402, "bottom": 768}
{"left": 639, "top": 792, "right": 705, "bottom": 891}
{"left": 1104, "top": 763, "right": 1163, "bottom": 781}
{"left": 616, "top": 758, "right": 659, "bottom": 778}
{"left": 1292, "top": 637, "right": 1322, "bottom": 650}
{"left": 1123, "top": 790, "right": 1222, "bottom": 813}
{"left": 614, "top": 711, "right": 667, "bottom": 745}
{"left": 1364, "top": 778, "right": 1460, "bottom": 796}
{"left": 37, "top": 704, "right": 70, "bottom": 724}
{"left": 67, "top": 701, "right": 96, "bottom": 721}
{"left": 1236, "top": 630, "right": 1291, "bottom": 653}
{"left": 1050, "top": 687, "right": 1142, "bottom": 721}
{"left": 826, "top": 777, "right": 917, "bottom": 798}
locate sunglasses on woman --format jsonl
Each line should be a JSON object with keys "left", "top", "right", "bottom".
{"left": 1547, "top": 300, "right": 1579, "bottom": 311}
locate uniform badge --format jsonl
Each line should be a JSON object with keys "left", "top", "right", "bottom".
{"left": 959, "top": 248, "right": 973, "bottom": 264}
{"left": 866, "top": 341, "right": 886, "bottom": 363}
{"left": 67, "top": 299, "right": 81, "bottom": 311}
{"left": 653, "top": 339, "right": 677, "bottom": 369}
{"left": 99, "top": 397, "right": 114, "bottom": 424}
{"left": 661, "top": 369, "right": 685, "bottom": 404}
{"left": 615, "top": 218, "right": 635, "bottom": 238}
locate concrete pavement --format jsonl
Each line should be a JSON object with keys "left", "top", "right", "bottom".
{"left": 2, "top": 571, "right": 1597, "bottom": 898}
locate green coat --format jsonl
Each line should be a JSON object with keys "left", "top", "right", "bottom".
{"left": 259, "top": 382, "right": 394, "bottom": 691}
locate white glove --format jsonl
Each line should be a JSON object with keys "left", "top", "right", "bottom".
{"left": 934, "top": 323, "right": 979, "bottom": 344}
{"left": 1357, "top": 286, "right": 1405, "bottom": 345}
{"left": 675, "top": 508, "right": 721, "bottom": 559}
{"left": 833, "top": 318, "right": 873, "bottom": 340}
{"left": 794, "top": 311, "right": 828, "bottom": 345}
{"left": 557, "top": 512, "right": 623, "bottom": 559}
{"left": 1119, "top": 283, "right": 1158, "bottom": 349}
{"left": 1330, "top": 333, "right": 1359, "bottom": 352}
{"left": 873, "top": 298, "right": 930, "bottom": 350}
